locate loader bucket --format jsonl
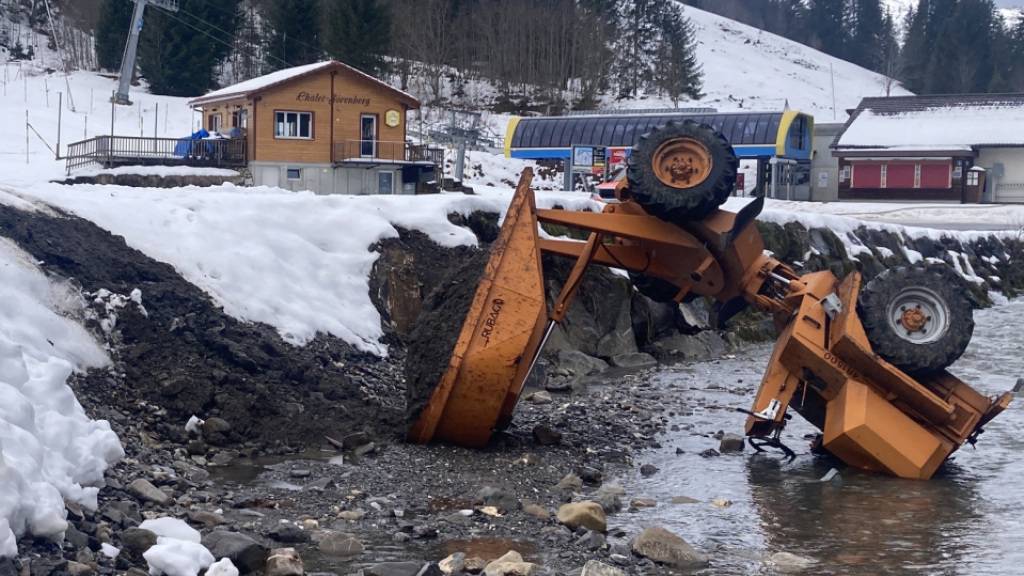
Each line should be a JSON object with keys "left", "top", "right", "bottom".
{"left": 407, "top": 170, "right": 549, "bottom": 447}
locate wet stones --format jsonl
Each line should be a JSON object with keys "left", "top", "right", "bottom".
{"left": 265, "top": 548, "right": 303, "bottom": 576}
{"left": 201, "top": 531, "right": 268, "bottom": 574}
{"left": 767, "top": 552, "right": 817, "bottom": 573}
{"left": 202, "top": 418, "right": 233, "bottom": 445}
{"left": 482, "top": 551, "right": 538, "bottom": 576}
{"left": 631, "top": 527, "right": 709, "bottom": 568}
{"left": 577, "top": 466, "right": 603, "bottom": 486}
{"left": 719, "top": 433, "right": 745, "bottom": 452}
{"left": 120, "top": 528, "right": 158, "bottom": 562}
{"left": 531, "top": 425, "right": 562, "bottom": 446}
{"left": 608, "top": 353, "right": 658, "bottom": 369}
{"left": 365, "top": 562, "right": 427, "bottom": 576}
{"left": 128, "top": 479, "right": 171, "bottom": 506}
{"left": 639, "top": 464, "right": 659, "bottom": 477}
{"left": 522, "top": 504, "right": 550, "bottom": 520}
{"left": 555, "top": 474, "right": 583, "bottom": 492}
{"left": 525, "top": 390, "right": 552, "bottom": 405}
{"left": 267, "top": 525, "right": 310, "bottom": 544}
{"left": 476, "top": 486, "right": 519, "bottom": 514}
{"left": 579, "top": 560, "right": 624, "bottom": 576}
{"left": 316, "top": 532, "right": 364, "bottom": 557}
{"left": 556, "top": 502, "right": 607, "bottom": 532}
{"left": 439, "top": 553, "right": 465, "bottom": 575}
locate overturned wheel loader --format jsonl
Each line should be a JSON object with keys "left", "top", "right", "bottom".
{"left": 407, "top": 121, "right": 1011, "bottom": 480}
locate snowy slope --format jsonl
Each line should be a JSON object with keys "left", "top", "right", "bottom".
{"left": 618, "top": 4, "right": 912, "bottom": 120}
{"left": 0, "top": 68, "right": 197, "bottom": 185}
{"left": 0, "top": 239, "right": 123, "bottom": 557}
{"left": 883, "top": 0, "right": 1023, "bottom": 25}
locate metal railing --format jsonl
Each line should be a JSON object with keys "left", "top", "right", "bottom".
{"left": 66, "top": 136, "right": 247, "bottom": 174}
{"left": 334, "top": 140, "right": 444, "bottom": 165}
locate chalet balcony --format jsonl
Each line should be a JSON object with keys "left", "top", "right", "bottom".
{"left": 65, "top": 135, "right": 247, "bottom": 175}
{"left": 334, "top": 140, "right": 444, "bottom": 166}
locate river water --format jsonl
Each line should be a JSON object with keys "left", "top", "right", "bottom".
{"left": 620, "top": 298, "right": 1024, "bottom": 575}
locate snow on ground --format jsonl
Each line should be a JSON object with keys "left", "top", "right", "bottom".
{"left": 139, "top": 518, "right": 214, "bottom": 576}
{"left": 751, "top": 199, "right": 1024, "bottom": 231}
{"left": 0, "top": 67, "right": 197, "bottom": 185}
{"left": 0, "top": 239, "right": 123, "bottom": 558}
{"left": 6, "top": 183, "right": 600, "bottom": 356}
{"left": 617, "top": 4, "right": 912, "bottom": 120}
{"left": 74, "top": 166, "right": 240, "bottom": 179}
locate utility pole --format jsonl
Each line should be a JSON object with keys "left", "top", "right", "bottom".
{"left": 114, "top": 0, "right": 179, "bottom": 105}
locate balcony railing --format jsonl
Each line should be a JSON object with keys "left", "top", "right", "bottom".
{"left": 334, "top": 140, "right": 444, "bottom": 166}
{"left": 66, "top": 135, "right": 247, "bottom": 174}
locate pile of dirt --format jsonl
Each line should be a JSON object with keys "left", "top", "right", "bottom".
{"left": 0, "top": 204, "right": 400, "bottom": 448}
{"left": 403, "top": 250, "right": 489, "bottom": 423}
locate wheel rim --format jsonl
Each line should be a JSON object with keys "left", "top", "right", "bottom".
{"left": 885, "top": 286, "right": 950, "bottom": 345}
{"left": 651, "top": 137, "right": 713, "bottom": 189}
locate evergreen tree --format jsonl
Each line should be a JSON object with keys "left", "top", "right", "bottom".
{"left": 899, "top": 1, "right": 930, "bottom": 93}
{"left": 614, "top": 0, "right": 663, "bottom": 98}
{"left": 137, "top": 0, "right": 241, "bottom": 96}
{"left": 849, "top": 0, "right": 886, "bottom": 72}
{"left": 653, "top": 4, "right": 703, "bottom": 104}
{"left": 321, "top": 0, "right": 391, "bottom": 74}
{"left": 807, "top": 0, "right": 848, "bottom": 59}
{"left": 1009, "top": 17, "right": 1024, "bottom": 90}
{"left": 264, "top": 0, "right": 321, "bottom": 70}
{"left": 95, "top": 0, "right": 134, "bottom": 71}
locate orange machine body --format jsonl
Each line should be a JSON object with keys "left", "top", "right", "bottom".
{"left": 408, "top": 169, "right": 1010, "bottom": 479}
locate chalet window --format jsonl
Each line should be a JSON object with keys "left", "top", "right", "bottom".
{"left": 232, "top": 109, "right": 248, "bottom": 129}
{"left": 287, "top": 168, "right": 302, "bottom": 180}
{"left": 275, "top": 111, "right": 313, "bottom": 139}
{"left": 840, "top": 165, "right": 851, "bottom": 182}
{"left": 208, "top": 114, "right": 222, "bottom": 132}
{"left": 967, "top": 170, "right": 980, "bottom": 186}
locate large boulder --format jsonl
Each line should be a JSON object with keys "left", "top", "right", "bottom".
{"left": 556, "top": 501, "right": 607, "bottom": 532}
{"left": 647, "top": 331, "right": 728, "bottom": 364}
{"left": 631, "top": 527, "right": 708, "bottom": 568}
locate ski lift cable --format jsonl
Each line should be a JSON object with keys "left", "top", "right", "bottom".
{"left": 174, "top": 0, "right": 326, "bottom": 61}
{"left": 157, "top": 8, "right": 292, "bottom": 69}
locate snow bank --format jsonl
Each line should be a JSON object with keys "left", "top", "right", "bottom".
{"left": 75, "top": 166, "right": 241, "bottom": 179}
{"left": 140, "top": 517, "right": 216, "bottom": 576}
{"left": 12, "top": 183, "right": 599, "bottom": 356}
{"left": 0, "top": 239, "right": 123, "bottom": 557}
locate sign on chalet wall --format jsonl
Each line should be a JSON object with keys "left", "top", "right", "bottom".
{"left": 296, "top": 91, "right": 371, "bottom": 107}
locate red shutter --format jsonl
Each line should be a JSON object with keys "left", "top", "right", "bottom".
{"left": 851, "top": 163, "right": 881, "bottom": 188}
{"left": 887, "top": 164, "right": 916, "bottom": 189}
{"left": 921, "top": 162, "right": 951, "bottom": 189}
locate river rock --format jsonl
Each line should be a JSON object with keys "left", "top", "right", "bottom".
{"left": 556, "top": 350, "right": 609, "bottom": 378}
{"left": 719, "top": 433, "right": 745, "bottom": 452}
{"left": 439, "top": 553, "right": 465, "bottom": 575}
{"left": 317, "top": 532, "right": 364, "bottom": 557}
{"left": 639, "top": 464, "right": 659, "bottom": 477}
{"left": 526, "top": 390, "right": 552, "bottom": 404}
{"left": 630, "top": 498, "right": 657, "bottom": 509}
{"left": 188, "top": 510, "right": 227, "bottom": 527}
{"left": 202, "top": 417, "right": 232, "bottom": 444}
{"left": 522, "top": 504, "right": 550, "bottom": 520}
{"left": 202, "top": 531, "right": 268, "bottom": 574}
{"left": 532, "top": 424, "right": 562, "bottom": 446}
{"left": 555, "top": 473, "right": 583, "bottom": 491}
{"left": 265, "top": 548, "right": 303, "bottom": 576}
{"left": 128, "top": 479, "right": 171, "bottom": 505}
{"left": 337, "top": 509, "right": 365, "bottom": 522}
{"left": 120, "top": 528, "right": 158, "bottom": 560}
{"left": 594, "top": 484, "right": 624, "bottom": 514}
{"left": 482, "top": 552, "right": 538, "bottom": 576}
{"left": 767, "top": 552, "right": 817, "bottom": 572}
{"left": 631, "top": 527, "right": 709, "bottom": 568}
{"left": 65, "top": 562, "right": 93, "bottom": 576}
{"left": 578, "top": 466, "right": 603, "bottom": 486}
{"left": 556, "top": 502, "right": 607, "bottom": 532}
{"left": 580, "top": 560, "right": 624, "bottom": 576}
{"left": 670, "top": 496, "right": 699, "bottom": 504}
{"left": 477, "top": 485, "right": 519, "bottom": 513}
{"left": 268, "top": 525, "right": 310, "bottom": 544}
{"left": 575, "top": 530, "right": 606, "bottom": 551}
{"left": 609, "top": 353, "right": 658, "bottom": 369}
{"left": 464, "top": 557, "right": 489, "bottom": 574}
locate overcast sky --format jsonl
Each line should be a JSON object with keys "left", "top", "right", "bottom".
{"left": 994, "top": 0, "right": 1022, "bottom": 8}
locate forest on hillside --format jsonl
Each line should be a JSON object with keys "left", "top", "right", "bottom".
{"left": 2, "top": 0, "right": 1023, "bottom": 113}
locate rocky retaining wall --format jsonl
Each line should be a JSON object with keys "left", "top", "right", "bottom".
{"left": 58, "top": 172, "right": 244, "bottom": 188}
{"left": 373, "top": 210, "right": 1024, "bottom": 389}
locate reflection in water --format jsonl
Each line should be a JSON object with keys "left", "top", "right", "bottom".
{"left": 619, "top": 299, "right": 1024, "bottom": 575}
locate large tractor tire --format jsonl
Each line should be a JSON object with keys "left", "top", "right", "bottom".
{"left": 857, "top": 266, "right": 974, "bottom": 375}
{"left": 627, "top": 120, "right": 739, "bottom": 224}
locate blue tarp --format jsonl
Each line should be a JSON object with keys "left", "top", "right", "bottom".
{"left": 174, "top": 129, "right": 210, "bottom": 157}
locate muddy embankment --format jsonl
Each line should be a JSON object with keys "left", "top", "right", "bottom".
{"left": 2, "top": 201, "right": 1023, "bottom": 576}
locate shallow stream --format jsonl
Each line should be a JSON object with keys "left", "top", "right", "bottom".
{"left": 618, "top": 298, "right": 1024, "bottom": 575}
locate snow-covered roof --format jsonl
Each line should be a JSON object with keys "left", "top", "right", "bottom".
{"left": 834, "top": 94, "right": 1024, "bottom": 152}
{"left": 189, "top": 61, "right": 418, "bottom": 108}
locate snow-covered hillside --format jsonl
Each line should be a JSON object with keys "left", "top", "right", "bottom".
{"left": 619, "top": 4, "right": 912, "bottom": 120}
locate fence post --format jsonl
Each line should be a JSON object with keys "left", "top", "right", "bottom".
{"left": 56, "top": 92, "right": 62, "bottom": 160}
{"left": 25, "top": 110, "right": 29, "bottom": 165}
